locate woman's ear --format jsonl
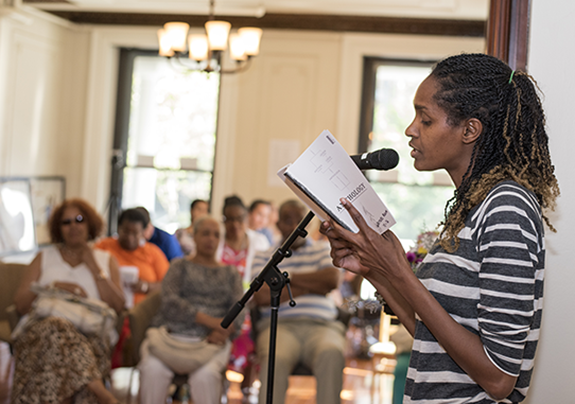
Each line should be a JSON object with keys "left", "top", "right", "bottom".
{"left": 462, "top": 118, "right": 482, "bottom": 144}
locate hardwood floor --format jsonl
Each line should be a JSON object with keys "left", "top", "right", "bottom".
{"left": 112, "top": 357, "right": 396, "bottom": 404}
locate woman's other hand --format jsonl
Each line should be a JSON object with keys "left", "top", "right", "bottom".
{"left": 132, "top": 279, "right": 149, "bottom": 294}
{"left": 320, "top": 198, "right": 410, "bottom": 282}
{"left": 79, "top": 245, "right": 98, "bottom": 268}
{"left": 319, "top": 221, "right": 371, "bottom": 276}
{"left": 206, "top": 329, "right": 229, "bottom": 345}
{"left": 196, "top": 312, "right": 235, "bottom": 340}
{"left": 53, "top": 281, "right": 88, "bottom": 298}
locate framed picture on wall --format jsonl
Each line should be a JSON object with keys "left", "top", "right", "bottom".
{"left": 0, "top": 178, "right": 37, "bottom": 256}
{"left": 30, "top": 176, "right": 66, "bottom": 246}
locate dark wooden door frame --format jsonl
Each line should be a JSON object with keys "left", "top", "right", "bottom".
{"left": 486, "top": 0, "right": 531, "bottom": 70}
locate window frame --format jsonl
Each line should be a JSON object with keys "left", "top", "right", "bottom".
{"left": 357, "top": 56, "right": 437, "bottom": 154}
{"left": 109, "top": 48, "right": 219, "bottom": 234}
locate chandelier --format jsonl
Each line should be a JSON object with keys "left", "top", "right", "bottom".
{"left": 157, "top": 0, "right": 263, "bottom": 74}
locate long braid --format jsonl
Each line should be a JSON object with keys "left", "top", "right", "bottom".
{"left": 430, "top": 54, "right": 559, "bottom": 252}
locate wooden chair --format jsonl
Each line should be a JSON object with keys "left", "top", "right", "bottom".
{"left": 0, "top": 262, "right": 27, "bottom": 345}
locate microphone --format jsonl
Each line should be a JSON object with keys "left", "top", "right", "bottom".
{"left": 350, "top": 148, "right": 399, "bottom": 171}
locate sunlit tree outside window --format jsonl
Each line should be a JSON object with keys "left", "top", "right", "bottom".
{"left": 121, "top": 56, "right": 220, "bottom": 232}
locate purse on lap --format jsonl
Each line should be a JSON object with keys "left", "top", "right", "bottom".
{"left": 144, "top": 326, "right": 226, "bottom": 374}
{"left": 12, "top": 283, "right": 118, "bottom": 344}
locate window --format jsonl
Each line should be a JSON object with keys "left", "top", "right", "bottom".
{"left": 110, "top": 50, "right": 220, "bottom": 234}
{"left": 359, "top": 58, "right": 454, "bottom": 245}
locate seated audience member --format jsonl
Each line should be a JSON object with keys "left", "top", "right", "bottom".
{"left": 95, "top": 208, "right": 169, "bottom": 307}
{"left": 138, "top": 216, "right": 244, "bottom": 404}
{"left": 218, "top": 196, "right": 270, "bottom": 286}
{"left": 175, "top": 199, "right": 210, "bottom": 256}
{"left": 253, "top": 200, "right": 345, "bottom": 404}
{"left": 247, "top": 199, "right": 273, "bottom": 245}
{"left": 12, "top": 199, "right": 125, "bottom": 404}
{"left": 135, "top": 206, "right": 183, "bottom": 262}
{"left": 217, "top": 196, "right": 270, "bottom": 393}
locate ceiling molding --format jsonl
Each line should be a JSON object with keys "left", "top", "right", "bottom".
{"left": 41, "top": 11, "right": 486, "bottom": 36}
{"left": 25, "top": 0, "right": 70, "bottom": 3}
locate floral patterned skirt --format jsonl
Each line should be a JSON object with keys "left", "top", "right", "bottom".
{"left": 12, "top": 316, "right": 110, "bottom": 404}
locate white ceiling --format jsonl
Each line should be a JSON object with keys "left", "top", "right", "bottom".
{"left": 30, "top": 0, "right": 490, "bottom": 20}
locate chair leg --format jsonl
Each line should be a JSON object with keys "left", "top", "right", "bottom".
{"left": 126, "top": 367, "right": 135, "bottom": 404}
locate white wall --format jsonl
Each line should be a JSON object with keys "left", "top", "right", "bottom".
{"left": 523, "top": 0, "right": 575, "bottom": 402}
{"left": 0, "top": 7, "right": 90, "bottom": 197}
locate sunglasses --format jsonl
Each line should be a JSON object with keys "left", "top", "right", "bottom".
{"left": 223, "top": 215, "right": 246, "bottom": 223}
{"left": 61, "top": 215, "right": 84, "bottom": 225}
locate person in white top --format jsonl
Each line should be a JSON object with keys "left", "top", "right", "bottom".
{"left": 13, "top": 199, "right": 124, "bottom": 404}
{"left": 215, "top": 195, "right": 270, "bottom": 396}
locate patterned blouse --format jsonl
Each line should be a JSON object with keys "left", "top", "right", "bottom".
{"left": 152, "top": 259, "right": 244, "bottom": 339}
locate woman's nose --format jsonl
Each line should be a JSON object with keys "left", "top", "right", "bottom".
{"left": 405, "top": 118, "right": 417, "bottom": 138}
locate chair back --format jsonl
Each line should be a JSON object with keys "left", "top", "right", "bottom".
{"left": 0, "top": 262, "right": 26, "bottom": 343}
{"left": 127, "top": 291, "right": 162, "bottom": 365}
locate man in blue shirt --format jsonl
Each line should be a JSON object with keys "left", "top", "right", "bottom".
{"left": 135, "top": 207, "right": 183, "bottom": 262}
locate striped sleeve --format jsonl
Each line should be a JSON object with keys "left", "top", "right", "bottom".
{"left": 251, "top": 248, "right": 272, "bottom": 280}
{"left": 474, "top": 184, "right": 543, "bottom": 377}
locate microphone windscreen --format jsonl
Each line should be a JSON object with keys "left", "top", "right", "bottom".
{"left": 369, "top": 148, "right": 399, "bottom": 170}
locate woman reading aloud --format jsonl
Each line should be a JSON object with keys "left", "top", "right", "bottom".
{"left": 321, "top": 53, "right": 559, "bottom": 403}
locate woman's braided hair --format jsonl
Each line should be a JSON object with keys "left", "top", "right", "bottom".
{"left": 430, "top": 53, "right": 559, "bottom": 252}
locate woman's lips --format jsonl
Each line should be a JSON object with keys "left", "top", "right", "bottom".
{"left": 409, "top": 144, "right": 419, "bottom": 158}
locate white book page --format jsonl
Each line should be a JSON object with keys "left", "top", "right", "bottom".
{"left": 278, "top": 130, "right": 395, "bottom": 234}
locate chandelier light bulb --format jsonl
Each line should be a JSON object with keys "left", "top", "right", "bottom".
{"left": 229, "top": 33, "right": 247, "bottom": 61}
{"left": 157, "top": 29, "right": 175, "bottom": 57}
{"left": 238, "top": 27, "right": 263, "bottom": 56}
{"left": 188, "top": 34, "right": 209, "bottom": 61}
{"left": 205, "top": 20, "right": 231, "bottom": 51}
{"left": 163, "top": 22, "right": 190, "bottom": 52}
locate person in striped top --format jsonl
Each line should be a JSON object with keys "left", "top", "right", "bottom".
{"left": 252, "top": 200, "right": 346, "bottom": 404}
{"left": 321, "top": 53, "right": 559, "bottom": 403}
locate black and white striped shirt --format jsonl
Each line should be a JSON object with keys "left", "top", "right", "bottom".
{"left": 405, "top": 181, "right": 544, "bottom": 403}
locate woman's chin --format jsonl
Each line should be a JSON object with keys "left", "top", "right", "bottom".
{"left": 198, "top": 246, "right": 217, "bottom": 257}
{"left": 64, "top": 238, "right": 86, "bottom": 247}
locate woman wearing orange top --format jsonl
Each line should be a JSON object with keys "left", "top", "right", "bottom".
{"left": 95, "top": 208, "right": 169, "bottom": 306}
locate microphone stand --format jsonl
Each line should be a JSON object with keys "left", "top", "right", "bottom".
{"left": 221, "top": 211, "right": 315, "bottom": 404}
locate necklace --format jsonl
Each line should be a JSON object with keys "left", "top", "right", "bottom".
{"left": 60, "top": 245, "right": 83, "bottom": 264}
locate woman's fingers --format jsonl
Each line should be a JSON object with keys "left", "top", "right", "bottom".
{"left": 319, "top": 220, "right": 331, "bottom": 235}
{"left": 321, "top": 217, "right": 357, "bottom": 245}
{"left": 326, "top": 235, "right": 352, "bottom": 249}
{"left": 331, "top": 246, "right": 354, "bottom": 259}
{"left": 340, "top": 198, "right": 373, "bottom": 234}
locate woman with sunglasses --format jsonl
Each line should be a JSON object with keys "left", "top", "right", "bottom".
{"left": 13, "top": 198, "right": 125, "bottom": 404}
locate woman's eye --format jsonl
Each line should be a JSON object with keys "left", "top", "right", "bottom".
{"left": 421, "top": 120, "right": 431, "bottom": 126}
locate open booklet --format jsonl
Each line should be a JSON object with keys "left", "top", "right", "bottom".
{"left": 277, "top": 130, "right": 395, "bottom": 234}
